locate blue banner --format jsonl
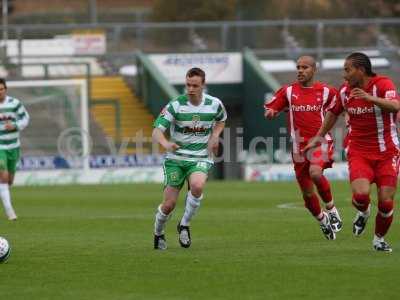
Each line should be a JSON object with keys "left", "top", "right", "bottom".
{"left": 18, "top": 154, "right": 165, "bottom": 170}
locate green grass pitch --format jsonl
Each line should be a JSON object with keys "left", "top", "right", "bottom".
{"left": 0, "top": 181, "right": 399, "bottom": 299}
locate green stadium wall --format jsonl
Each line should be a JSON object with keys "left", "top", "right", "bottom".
{"left": 135, "top": 50, "right": 286, "bottom": 157}
{"left": 242, "top": 48, "right": 286, "bottom": 151}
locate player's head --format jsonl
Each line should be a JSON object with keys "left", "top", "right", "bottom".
{"left": 296, "top": 56, "right": 316, "bottom": 86}
{"left": 344, "top": 52, "right": 376, "bottom": 87}
{"left": 186, "top": 67, "right": 205, "bottom": 101}
{"left": 0, "top": 78, "right": 7, "bottom": 101}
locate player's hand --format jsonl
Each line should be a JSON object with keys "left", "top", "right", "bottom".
{"left": 208, "top": 135, "right": 219, "bottom": 156}
{"left": 302, "top": 136, "right": 323, "bottom": 154}
{"left": 4, "top": 122, "right": 16, "bottom": 131}
{"left": 164, "top": 142, "right": 180, "bottom": 152}
{"left": 350, "top": 88, "right": 373, "bottom": 102}
{"left": 264, "top": 108, "right": 278, "bottom": 119}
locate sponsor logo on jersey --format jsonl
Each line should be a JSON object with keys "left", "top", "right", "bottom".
{"left": 290, "top": 104, "right": 322, "bottom": 112}
{"left": 347, "top": 106, "right": 374, "bottom": 115}
{"left": 183, "top": 126, "right": 208, "bottom": 135}
{"left": 180, "top": 114, "right": 209, "bottom": 135}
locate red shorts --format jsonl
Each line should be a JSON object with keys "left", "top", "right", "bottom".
{"left": 294, "top": 143, "right": 334, "bottom": 189}
{"left": 347, "top": 151, "right": 400, "bottom": 187}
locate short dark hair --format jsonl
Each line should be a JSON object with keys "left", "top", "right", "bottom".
{"left": 186, "top": 67, "right": 206, "bottom": 83}
{"left": 346, "top": 52, "right": 376, "bottom": 76}
{"left": 0, "top": 78, "right": 6, "bottom": 89}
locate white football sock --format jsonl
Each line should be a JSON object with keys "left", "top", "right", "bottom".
{"left": 361, "top": 205, "right": 371, "bottom": 218}
{"left": 180, "top": 191, "right": 202, "bottom": 226}
{"left": 319, "top": 212, "right": 329, "bottom": 225}
{"left": 373, "top": 234, "right": 384, "bottom": 243}
{"left": 154, "top": 205, "right": 170, "bottom": 236}
{"left": 0, "top": 183, "right": 15, "bottom": 219}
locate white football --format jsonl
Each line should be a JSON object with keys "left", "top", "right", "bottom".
{"left": 0, "top": 236, "right": 11, "bottom": 263}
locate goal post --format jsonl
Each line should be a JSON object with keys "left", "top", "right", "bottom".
{"left": 7, "top": 79, "right": 90, "bottom": 170}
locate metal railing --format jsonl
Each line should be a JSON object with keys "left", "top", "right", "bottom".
{"left": 0, "top": 18, "right": 399, "bottom": 60}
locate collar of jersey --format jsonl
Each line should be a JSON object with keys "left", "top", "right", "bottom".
{"left": 187, "top": 93, "right": 205, "bottom": 107}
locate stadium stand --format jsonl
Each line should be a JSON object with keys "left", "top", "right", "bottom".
{"left": 90, "top": 76, "right": 154, "bottom": 153}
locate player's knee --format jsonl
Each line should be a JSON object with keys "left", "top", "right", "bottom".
{"left": 352, "top": 185, "right": 370, "bottom": 195}
{"left": 162, "top": 196, "right": 178, "bottom": 213}
{"left": 190, "top": 189, "right": 203, "bottom": 198}
{"left": 190, "top": 182, "right": 205, "bottom": 197}
{"left": 0, "top": 172, "right": 8, "bottom": 183}
{"left": 378, "top": 190, "right": 395, "bottom": 202}
{"left": 308, "top": 165, "right": 323, "bottom": 184}
{"left": 378, "top": 199, "right": 394, "bottom": 217}
{"left": 302, "top": 190, "right": 314, "bottom": 199}
{"left": 309, "top": 169, "right": 322, "bottom": 183}
{"left": 162, "top": 201, "right": 176, "bottom": 214}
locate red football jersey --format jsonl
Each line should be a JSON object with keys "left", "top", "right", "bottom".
{"left": 329, "top": 75, "right": 399, "bottom": 156}
{"left": 265, "top": 82, "right": 337, "bottom": 153}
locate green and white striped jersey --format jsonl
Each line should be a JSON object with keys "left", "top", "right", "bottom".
{"left": 0, "top": 96, "right": 30, "bottom": 150}
{"left": 154, "top": 93, "right": 227, "bottom": 162}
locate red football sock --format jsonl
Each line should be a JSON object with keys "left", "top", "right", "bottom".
{"left": 303, "top": 193, "right": 322, "bottom": 219}
{"left": 314, "top": 175, "right": 333, "bottom": 208}
{"left": 375, "top": 199, "right": 394, "bottom": 237}
{"left": 352, "top": 194, "right": 370, "bottom": 212}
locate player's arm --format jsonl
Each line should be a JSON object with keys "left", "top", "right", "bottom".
{"left": 303, "top": 112, "right": 338, "bottom": 152}
{"left": 208, "top": 121, "right": 225, "bottom": 155}
{"left": 152, "top": 102, "right": 179, "bottom": 151}
{"left": 15, "top": 102, "right": 30, "bottom": 130}
{"left": 350, "top": 85, "right": 400, "bottom": 112}
{"left": 264, "top": 86, "right": 289, "bottom": 119}
{"left": 315, "top": 111, "right": 338, "bottom": 138}
{"left": 152, "top": 128, "right": 179, "bottom": 151}
{"left": 208, "top": 101, "right": 227, "bottom": 155}
{"left": 5, "top": 101, "right": 30, "bottom": 131}
{"left": 304, "top": 92, "right": 342, "bottom": 152}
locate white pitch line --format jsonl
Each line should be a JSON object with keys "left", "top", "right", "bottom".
{"left": 277, "top": 202, "right": 302, "bottom": 210}
{"left": 86, "top": 215, "right": 139, "bottom": 219}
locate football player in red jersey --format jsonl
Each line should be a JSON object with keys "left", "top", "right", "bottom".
{"left": 264, "top": 56, "right": 342, "bottom": 240}
{"left": 305, "top": 52, "right": 400, "bottom": 252}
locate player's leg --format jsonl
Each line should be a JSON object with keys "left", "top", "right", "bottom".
{"left": 0, "top": 171, "right": 15, "bottom": 220}
{"left": 348, "top": 153, "right": 374, "bottom": 236}
{"left": 177, "top": 161, "right": 211, "bottom": 248}
{"left": 296, "top": 163, "right": 335, "bottom": 240}
{"left": 372, "top": 156, "right": 398, "bottom": 252}
{"left": 309, "top": 164, "right": 342, "bottom": 232}
{"left": 180, "top": 171, "right": 207, "bottom": 226}
{"left": 351, "top": 178, "right": 372, "bottom": 236}
{"left": 154, "top": 160, "right": 185, "bottom": 250}
{"left": 0, "top": 150, "right": 16, "bottom": 220}
{"left": 8, "top": 172, "right": 14, "bottom": 186}
{"left": 372, "top": 184, "right": 395, "bottom": 252}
